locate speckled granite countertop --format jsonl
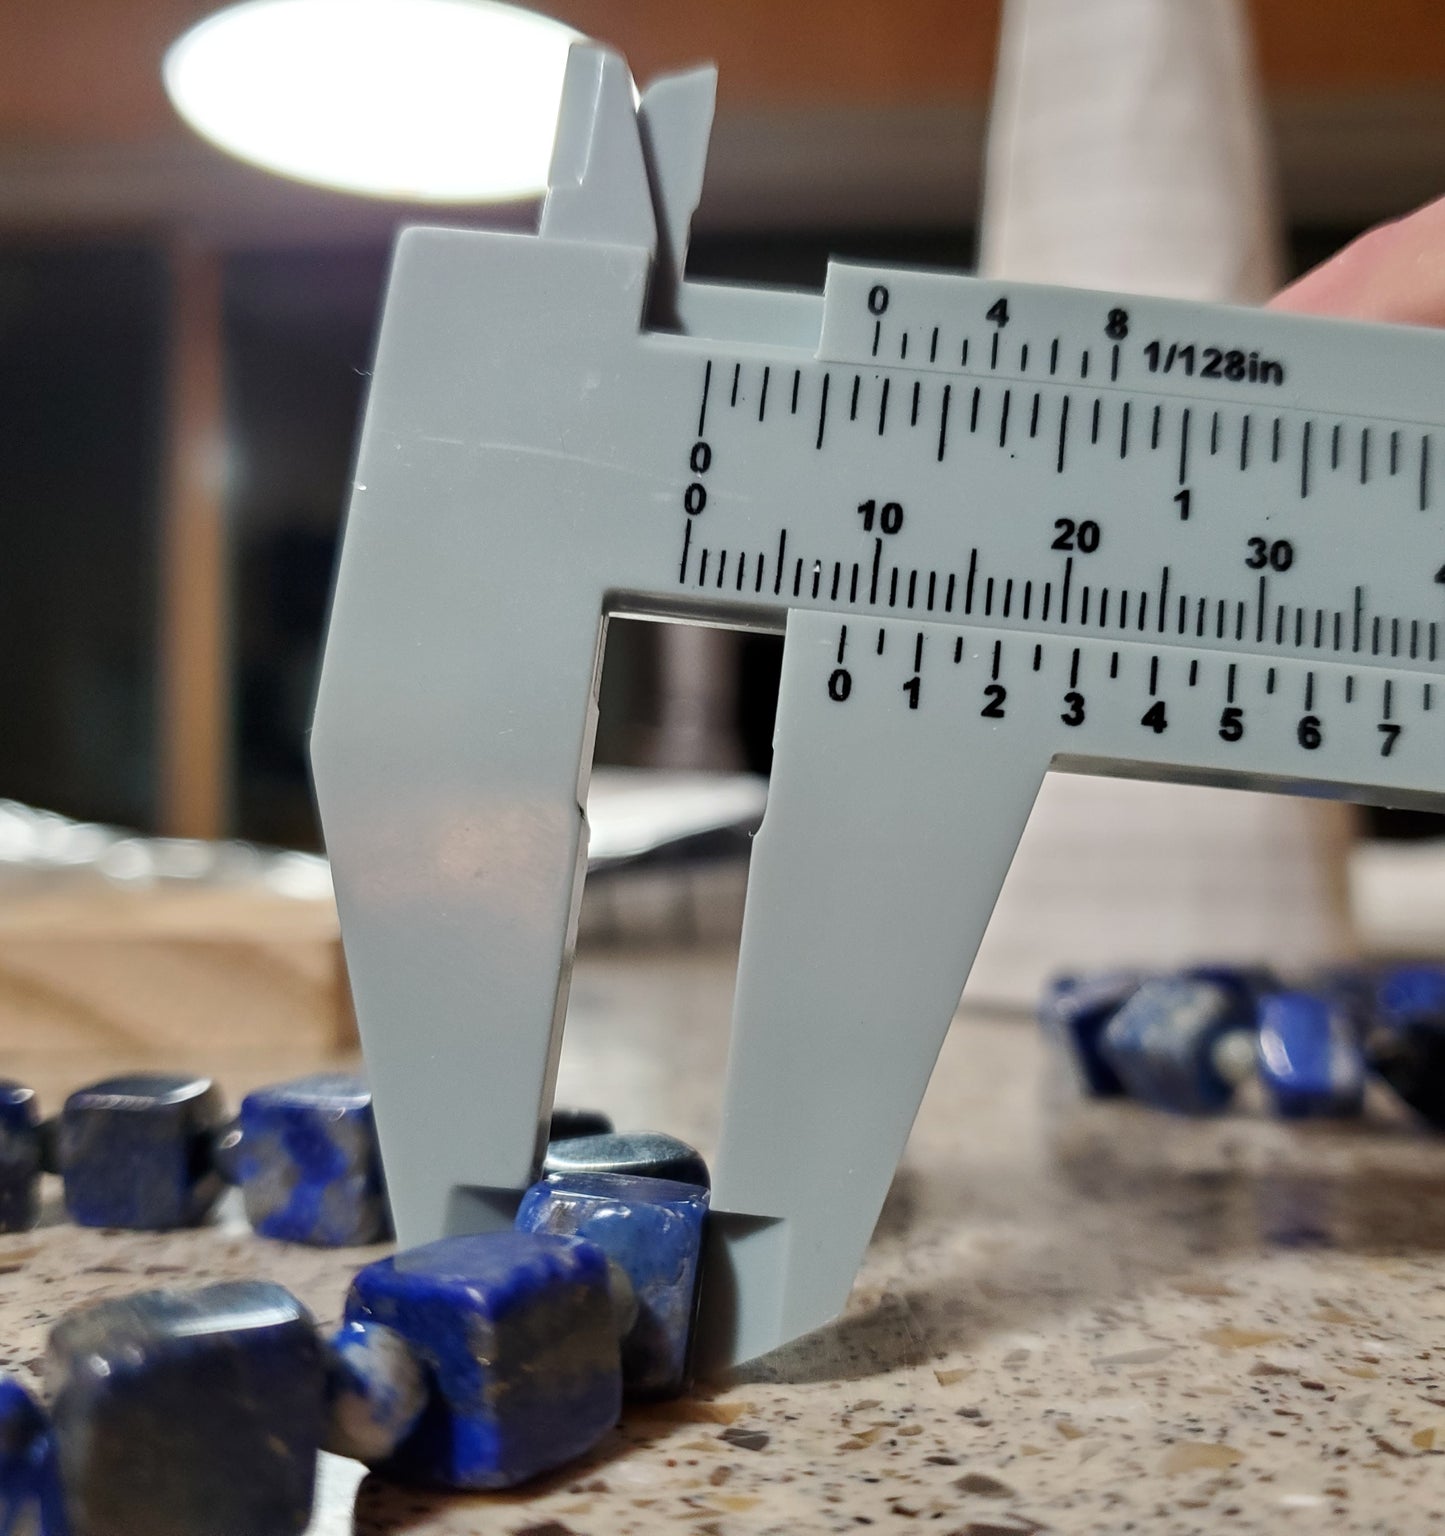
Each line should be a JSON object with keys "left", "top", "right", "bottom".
{"left": 6, "top": 944, "right": 1445, "bottom": 1534}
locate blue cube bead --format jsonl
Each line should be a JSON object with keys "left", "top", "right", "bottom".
{"left": 543, "top": 1131, "right": 710, "bottom": 1190}
{"left": 1038, "top": 972, "right": 1145, "bottom": 1096}
{"left": 323, "top": 1319, "right": 427, "bottom": 1463}
{"left": 60, "top": 1073, "right": 225, "bottom": 1230}
{"left": 344, "top": 1232, "right": 621, "bottom": 1489}
{"left": 1257, "top": 991, "right": 1365, "bottom": 1118}
{"left": 1376, "top": 963, "right": 1445, "bottom": 1027}
{"left": 0, "top": 1081, "right": 41, "bottom": 1234}
{"left": 46, "top": 1281, "right": 323, "bottom": 1536}
{"left": 235, "top": 1073, "right": 390, "bottom": 1246}
{"left": 517, "top": 1171, "right": 709, "bottom": 1398}
{"left": 0, "top": 1372, "right": 43, "bottom": 1471}
{"left": 0, "top": 1373, "right": 67, "bottom": 1535}
{"left": 1100, "top": 977, "right": 1253, "bottom": 1114}
{"left": 1365, "top": 965, "right": 1445, "bottom": 1127}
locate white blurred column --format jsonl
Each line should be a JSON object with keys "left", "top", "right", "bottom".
{"left": 981, "top": 0, "right": 1280, "bottom": 300}
{"left": 966, "top": 0, "right": 1358, "bottom": 1005}
{"left": 647, "top": 625, "right": 745, "bottom": 771}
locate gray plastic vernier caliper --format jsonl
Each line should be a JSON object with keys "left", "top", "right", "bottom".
{"left": 312, "top": 44, "right": 1445, "bottom": 1366}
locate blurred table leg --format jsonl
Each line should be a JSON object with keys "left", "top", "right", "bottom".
{"left": 159, "top": 236, "right": 229, "bottom": 839}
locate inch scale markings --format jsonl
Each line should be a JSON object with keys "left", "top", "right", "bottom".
{"left": 312, "top": 45, "right": 1445, "bottom": 1376}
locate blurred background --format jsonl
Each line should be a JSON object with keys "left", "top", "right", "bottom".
{"left": 3, "top": 0, "right": 1444, "bottom": 849}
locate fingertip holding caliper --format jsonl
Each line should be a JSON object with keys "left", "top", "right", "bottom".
{"left": 313, "top": 45, "right": 1445, "bottom": 1367}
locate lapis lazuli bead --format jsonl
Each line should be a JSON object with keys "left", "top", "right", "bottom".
{"left": 1256, "top": 991, "right": 1365, "bottom": 1118}
{"left": 1181, "top": 964, "right": 1278, "bottom": 1010}
{"left": 517, "top": 1171, "right": 709, "bottom": 1399}
{"left": 1376, "top": 963, "right": 1445, "bottom": 1028}
{"left": 1037, "top": 972, "right": 1145, "bottom": 1096}
{"left": 0, "top": 1372, "right": 44, "bottom": 1476}
{"left": 235, "top": 1073, "right": 390, "bottom": 1246}
{"left": 47, "top": 1281, "right": 323, "bottom": 1536}
{"left": 1099, "top": 977, "right": 1253, "bottom": 1114}
{"left": 323, "top": 1319, "right": 427, "bottom": 1463}
{"left": 0, "top": 1081, "right": 41, "bottom": 1234}
{"left": 59, "top": 1073, "right": 225, "bottom": 1230}
{"left": 1365, "top": 965, "right": 1445, "bottom": 1126}
{"left": 1369, "top": 1022, "right": 1445, "bottom": 1127}
{"left": 0, "top": 1373, "right": 67, "bottom": 1535}
{"left": 543, "top": 1131, "right": 710, "bottom": 1190}
{"left": 344, "top": 1232, "right": 621, "bottom": 1489}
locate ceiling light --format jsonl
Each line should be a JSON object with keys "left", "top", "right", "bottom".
{"left": 164, "top": 0, "right": 584, "bottom": 203}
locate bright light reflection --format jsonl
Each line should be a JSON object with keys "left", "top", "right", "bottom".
{"left": 163, "top": 0, "right": 584, "bottom": 202}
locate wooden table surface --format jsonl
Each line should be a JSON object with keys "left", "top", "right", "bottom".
{"left": 6, "top": 943, "right": 1445, "bottom": 1535}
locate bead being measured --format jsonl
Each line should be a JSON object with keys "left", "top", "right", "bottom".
{"left": 518, "top": 1171, "right": 709, "bottom": 1398}
{"left": 543, "top": 1130, "right": 710, "bottom": 1190}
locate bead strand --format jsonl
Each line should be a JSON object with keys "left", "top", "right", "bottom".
{"left": 0, "top": 1123, "right": 712, "bottom": 1534}
{"left": 0, "top": 1068, "right": 698, "bottom": 1250}
{"left": 1041, "top": 958, "right": 1445, "bottom": 1122}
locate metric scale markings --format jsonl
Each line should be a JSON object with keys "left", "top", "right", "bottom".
{"left": 679, "top": 337, "right": 1442, "bottom": 670}
{"left": 311, "top": 44, "right": 1445, "bottom": 1374}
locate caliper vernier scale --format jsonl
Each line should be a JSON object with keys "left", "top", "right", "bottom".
{"left": 311, "top": 45, "right": 1445, "bottom": 1367}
